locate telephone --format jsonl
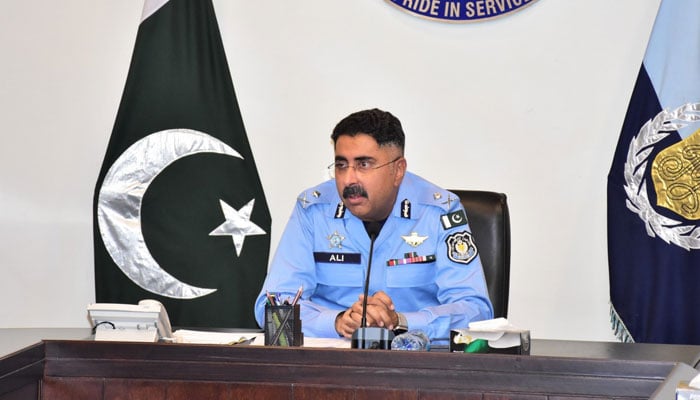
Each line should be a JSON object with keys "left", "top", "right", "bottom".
{"left": 87, "top": 299, "right": 173, "bottom": 343}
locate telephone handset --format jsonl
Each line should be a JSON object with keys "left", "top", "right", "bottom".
{"left": 87, "top": 299, "right": 173, "bottom": 342}
{"left": 137, "top": 299, "right": 173, "bottom": 338}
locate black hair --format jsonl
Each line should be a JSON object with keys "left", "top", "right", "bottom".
{"left": 331, "top": 108, "right": 405, "bottom": 151}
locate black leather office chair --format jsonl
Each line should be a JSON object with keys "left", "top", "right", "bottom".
{"left": 449, "top": 190, "right": 511, "bottom": 318}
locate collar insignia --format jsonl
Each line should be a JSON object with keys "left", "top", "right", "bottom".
{"left": 402, "top": 232, "right": 428, "bottom": 248}
{"left": 334, "top": 202, "right": 345, "bottom": 218}
{"left": 401, "top": 199, "right": 411, "bottom": 219}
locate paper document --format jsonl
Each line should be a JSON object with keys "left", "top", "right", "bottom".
{"left": 172, "top": 329, "right": 263, "bottom": 345}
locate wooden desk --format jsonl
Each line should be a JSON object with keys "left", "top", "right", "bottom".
{"left": 0, "top": 329, "right": 699, "bottom": 400}
{"left": 532, "top": 338, "right": 700, "bottom": 368}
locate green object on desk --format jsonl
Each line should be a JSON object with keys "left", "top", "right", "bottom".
{"left": 271, "top": 310, "right": 289, "bottom": 346}
{"left": 465, "top": 339, "right": 488, "bottom": 353}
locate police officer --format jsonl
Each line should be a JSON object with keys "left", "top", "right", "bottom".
{"left": 254, "top": 108, "right": 493, "bottom": 341}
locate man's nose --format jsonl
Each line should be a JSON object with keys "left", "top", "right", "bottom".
{"left": 341, "top": 165, "right": 360, "bottom": 184}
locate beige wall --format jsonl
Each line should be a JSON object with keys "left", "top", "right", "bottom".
{"left": 0, "top": 0, "right": 661, "bottom": 341}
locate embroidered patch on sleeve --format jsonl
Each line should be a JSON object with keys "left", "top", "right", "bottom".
{"left": 440, "top": 209, "right": 468, "bottom": 230}
{"left": 445, "top": 231, "right": 478, "bottom": 264}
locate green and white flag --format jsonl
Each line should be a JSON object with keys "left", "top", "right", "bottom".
{"left": 93, "top": 0, "right": 270, "bottom": 328}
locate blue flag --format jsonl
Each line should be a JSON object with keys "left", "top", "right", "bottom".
{"left": 608, "top": 0, "right": 700, "bottom": 344}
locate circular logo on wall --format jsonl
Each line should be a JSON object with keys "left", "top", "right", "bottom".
{"left": 385, "top": 0, "right": 539, "bottom": 23}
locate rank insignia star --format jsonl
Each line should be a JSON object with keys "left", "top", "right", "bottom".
{"left": 328, "top": 231, "right": 345, "bottom": 249}
{"left": 401, "top": 232, "right": 428, "bottom": 248}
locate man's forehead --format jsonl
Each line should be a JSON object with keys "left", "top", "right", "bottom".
{"left": 335, "top": 134, "right": 380, "bottom": 152}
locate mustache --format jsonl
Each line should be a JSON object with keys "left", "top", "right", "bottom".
{"left": 342, "top": 184, "right": 368, "bottom": 199}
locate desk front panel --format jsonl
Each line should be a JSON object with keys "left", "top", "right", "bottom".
{"left": 40, "top": 340, "right": 681, "bottom": 400}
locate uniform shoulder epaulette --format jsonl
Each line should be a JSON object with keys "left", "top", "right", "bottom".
{"left": 296, "top": 182, "right": 335, "bottom": 209}
{"left": 411, "top": 179, "right": 461, "bottom": 212}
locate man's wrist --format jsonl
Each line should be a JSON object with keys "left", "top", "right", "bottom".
{"left": 335, "top": 310, "right": 345, "bottom": 336}
{"left": 393, "top": 312, "right": 408, "bottom": 335}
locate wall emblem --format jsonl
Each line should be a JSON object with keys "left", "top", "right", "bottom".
{"left": 385, "top": 0, "right": 539, "bottom": 23}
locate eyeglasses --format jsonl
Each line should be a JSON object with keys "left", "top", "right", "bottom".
{"left": 327, "top": 156, "right": 401, "bottom": 178}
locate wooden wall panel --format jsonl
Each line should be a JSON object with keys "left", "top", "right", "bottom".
{"left": 292, "top": 385, "right": 355, "bottom": 400}
{"left": 164, "top": 381, "right": 229, "bottom": 400}
{"left": 103, "top": 379, "right": 165, "bottom": 400}
{"left": 419, "top": 389, "right": 486, "bottom": 400}
{"left": 42, "top": 377, "right": 102, "bottom": 400}
{"left": 355, "top": 387, "right": 419, "bottom": 400}
{"left": 229, "top": 382, "right": 291, "bottom": 400}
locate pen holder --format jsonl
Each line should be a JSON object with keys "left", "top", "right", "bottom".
{"left": 264, "top": 304, "right": 303, "bottom": 346}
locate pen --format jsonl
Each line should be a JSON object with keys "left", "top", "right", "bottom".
{"left": 266, "top": 290, "right": 277, "bottom": 306}
{"left": 291, "top": 286, "right": 303, "bottom": 306}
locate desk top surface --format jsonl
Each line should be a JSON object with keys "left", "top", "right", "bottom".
{"left": 1, "top": 328, "right": 699, "bottom": 369}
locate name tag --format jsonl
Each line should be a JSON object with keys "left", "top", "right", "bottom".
{"left": 314, "top": 252, "right": 361, "bottom": 264}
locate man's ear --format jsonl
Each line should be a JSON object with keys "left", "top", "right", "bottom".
{"left": 393, "top": 157, "right": 407, "bottom": 186}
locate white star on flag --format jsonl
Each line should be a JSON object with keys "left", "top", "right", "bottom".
{"left": 210, "top": 199, "right": 266, "bottom": 256}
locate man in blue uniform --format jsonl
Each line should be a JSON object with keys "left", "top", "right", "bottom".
{"left": 254, "top": 108, "right": 493, "bottom": 341}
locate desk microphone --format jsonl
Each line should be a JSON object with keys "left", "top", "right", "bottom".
{"left": 351, "top": 221, "right": 395, "bottom": 349}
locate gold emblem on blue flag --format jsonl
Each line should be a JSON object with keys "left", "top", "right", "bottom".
{"left": 624, "top": 102, "right": 700, "bottom": 250}
{"left": 651, "top": 127, "right": 700, "bottom": 220}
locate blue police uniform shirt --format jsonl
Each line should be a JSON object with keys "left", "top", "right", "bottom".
{"left": 254, "top": 172, "right": 493, "bottom": 340}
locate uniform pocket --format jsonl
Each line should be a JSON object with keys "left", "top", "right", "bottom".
{"left": 386, "top": 263, "right": 436, "bottom": 288}
{"left": 317, "top": 262, "right": 364, "bottom": 287}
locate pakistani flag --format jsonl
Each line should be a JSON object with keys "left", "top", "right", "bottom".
{"left": 608, "top": 0, "right": 700, "bottom": 343}
{"left": 93, "top": 0, "right": 271, "bottom": 328}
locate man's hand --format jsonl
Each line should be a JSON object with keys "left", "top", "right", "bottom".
{"left": 350, "top": 291, "right": 399, "bottom": 330}
{"left": 335, "top": 308, "right": 360, "bottom": 338}
{"left": 336, "top": 291, "right": 400, "bottom": 338}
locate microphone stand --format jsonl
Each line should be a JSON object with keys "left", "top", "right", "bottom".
{"left": 351, "top": 222, "right": 395, "bottom": 349}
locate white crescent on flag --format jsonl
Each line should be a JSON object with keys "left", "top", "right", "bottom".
{"left": 97, "top": 129, "right": 244, "bottom": 299}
